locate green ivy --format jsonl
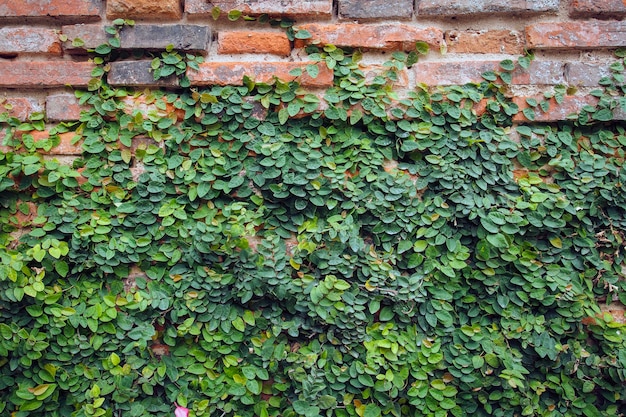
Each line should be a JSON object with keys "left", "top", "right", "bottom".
{"left": 0, "top": 22, "right": 625, "bottom": 417}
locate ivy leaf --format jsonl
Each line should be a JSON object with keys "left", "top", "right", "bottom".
{"left": 306, "top": 64, "right": 319, "bottom": 79}
{"left": 486, "top": 233, "right": 509, "bottom": 248}
{"left": 295, "top": 29, "right": 312, "bottom": 39}
{"left": 415, "top": 41, "right": 430, "bottom": 55}
{"left": 364, "top": 404, "right": 381, "bottom": 417}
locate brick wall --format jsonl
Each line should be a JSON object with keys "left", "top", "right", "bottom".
{"left": 0, "top": 1, "right": 624, "bottom": 328}
{"left": 0, "top": 0, "right": 625, "bottom": 135}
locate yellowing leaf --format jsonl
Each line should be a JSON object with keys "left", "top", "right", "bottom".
{"left": 549, "top": 237, "right": 562, "bottom": 248}
{"left": 29, "top": 384, "right": 50, "bottom": 396}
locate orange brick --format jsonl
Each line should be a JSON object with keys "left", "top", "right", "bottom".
{"left": 445, "top": 30, "right": 524, "bottom": 54}
{"left": 294, "top": 23, "right": 442, "bottom": 51}
{"left": 1, "top": 97, "right": 43, "bottom": 121}
{"left": 0, "top": 61, "right": 95, "bottom": 88}
{"left": 570, "top": 0, "right": 626, "bottom": 17}
{"left": 107, "top": 0, "right": 182, "bottom": 19}
{"left": 0, "top": 0, "right": 101, "bottom": 19}
{"left": 218, "top": 31, "right": 291, "bottom": 56}
{"left": 13, "top": 131, "right": 83, "bottom": 155}
{"left": 526, "top": 21, "right": 626, "bottom": 49}
{"left": 188, "top": 62, "right": 334, "bottom": 88}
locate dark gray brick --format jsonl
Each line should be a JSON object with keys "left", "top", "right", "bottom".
{"left": 119, "top": 25, "right": 211, "bottom": 54}
{"left": 108, "top": 61, "right": 179, "bottom": 87}
{"left": 338, "top": 0, "right": 413, "bottom": 20}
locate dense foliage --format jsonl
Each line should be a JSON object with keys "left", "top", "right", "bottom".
{"left": 1, "top": 21, "right": 625, "bottom": 417}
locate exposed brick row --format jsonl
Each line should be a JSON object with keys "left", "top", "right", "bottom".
{"left": 1, "top": 0, "right": 626, "bottom": 22}
{"left": 294, "top": 23, "right": 443, "bottom": 51}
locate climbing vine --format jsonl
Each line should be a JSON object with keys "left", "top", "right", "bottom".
{"left": 1, "top": 18, "right": 625, "bottom": 417}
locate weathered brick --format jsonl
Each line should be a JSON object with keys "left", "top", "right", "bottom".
{"left": 1, "top": 97, "right": 44, "bottom": 121}
{"left": 108, "top": 61, "right": 179, "bottom": 88}
{"left": 218, "top": 31, "right": 291, "bottom": 56}
{"left": 418, "top": 0, "right": 559, "bottom": 16}
{"left": 445, "top": 30, "right": 525, "bottom": 54}
{"left": 570, "top": 0, "right": 626, "bottom": 18}
{"left": 338, "top": 0, "right": 413, "bottom": 20}
{"left": 294, "top": 23, "right": 442, "bottom": 51}
{"left": 107, "top": 0, "right": 182, "bottom": 19}
{"left": 0, "top": 28, "right": 62, "bottom": 55}
{"left": 120, "top": 25, "right": 211, "bottom": 53}
{"left": 0, "top": 0, "right": 101, "bottom": 20}
{"left": 564, "top": 62, "right": 612, "bottom": 87}
{"left": 185, "top": 0, "right": 332, "bottom": 19}
{"left": 188, "top": 62, "right": 334, "bottom": 88}
{"left": 61, "top": 24, "right": 108, "bottom": 53}
{"left": 512, "top": 95, "right": 599, "bottom": 122}
{"left": 411, "top": 60, "right": 564, "bottom": 86}
{"left": 46, "top": 94, "right": 87, "bottom": 122}
{"left": 360, "top": 65, "right": 410, "bottom": 87}
{"left": 526, "top": 21, "right": 626, "bottom": 49}
{"left": 0, "top": 61, "right": 95, "bottom": 88}
{"left": 63, "top": 24, "right": 211, "bottom": 54}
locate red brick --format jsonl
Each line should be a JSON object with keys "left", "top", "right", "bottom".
{"left": 218, "top": 31, "right": 291, "bottom": 56}
{"left": 107, "top": 0, "right": 182, "bottom": 19}
{"left": 0, "top": 61, "right": 95, "bottom": 88}
{"left": 0, "top": 28, "right": 62, "bottom": 55}
{"left": 410, "top": 60, "right": 564, "bottom": 86}
{"left": 526, "top": 21, "right": 626, "bottom": 49}
{"left": 570, "top": 0, "right": 626, "bottom": 18}
{"left": 1, "top": 97, "right": 43, "bottom": 121}
{"left": 188, "top": 62, "right": 334, "bottom": 88}
{"left": 46, "top": 94, "right": 87, "bottom": 122}
{"left": 10, "top": 201, "right": 38, "bottom": 226}
{"left": 185, "top": 0, "right": 332, "bottom": 19}
{"left": 295, "top": 23, "right": 442, "bottom": 51}
{"left": 445, "top": 30, "right": 524, "bottom": 54}
{"left": 512, "top": 95, "right": 599, "bottom": 122}
{"left": 0, "top": 0, "right": 101, "bottom": 20}
{"left": 418, "top": 0, "right": 559, "bottom": 16}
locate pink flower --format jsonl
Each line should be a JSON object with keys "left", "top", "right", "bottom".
{"left": 174, "top": 403, "right": 189, "bottom": 417}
